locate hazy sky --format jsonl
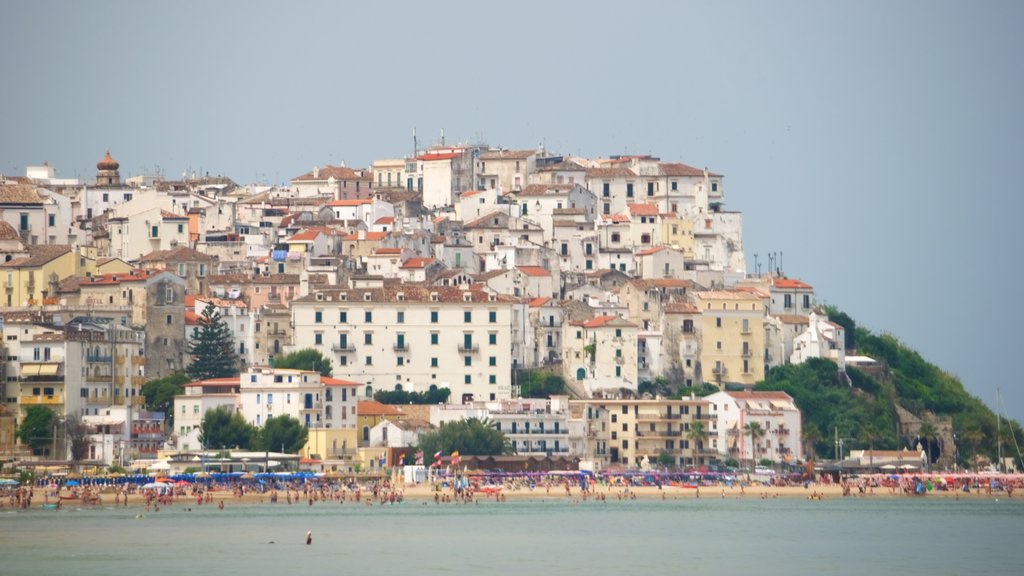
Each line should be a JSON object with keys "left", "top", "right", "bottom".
{"left": 2, "top": 1, "right": 1022, "bottom": 424}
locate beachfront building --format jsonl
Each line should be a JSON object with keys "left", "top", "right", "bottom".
{"left": 291, "top": 285, "right": 516, "bottom": 403}
{"left": 173, "top": 377, "right": 241, "bottom": 451}
{"left": 692, "top": 290, "right": 766, "bottom": 388}
{"left": 705, "top": 390, "right": 802, "bottom": 467}
{"left": 569, "top": 397, "right": 714, "bottom": 470}
{"left": 487, "top": 396, "right": 571, "bottom": 457}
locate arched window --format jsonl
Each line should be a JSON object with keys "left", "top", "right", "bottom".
{"left": 576, "top": 368, "right": 586, "bottom": 381}
{"left": 365, "top": 385, "right": 373, "bottom": 398}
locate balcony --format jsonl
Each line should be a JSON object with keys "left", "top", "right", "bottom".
{"left": 637, "top": 412, "right": 682, "bottom": 422}
{"left": 86, "top": 373, "right": 112, "bottom": 383}
{"left": 20, "top": 394, "right": 63, "bottom": 406}
{"left": 393, "top": 343, "right": 410, "bottom": 352}
{"left": 332, "top": 343, "right": 356, "bottom": 353}
{"left": 457, "top": 343, "right": 479, "bottom": 353}
{"left": 741, "top": 350, "right": 752, "bottom": 358}
{"left": 774, "top": 426, "right": 791, "bottom": 436}
{"left": 86, "top": 355, "right": 113, "bottom": 364}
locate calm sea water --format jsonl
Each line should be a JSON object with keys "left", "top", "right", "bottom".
{"left": 2, "top": 497, "right": 1022, "bottom": 575}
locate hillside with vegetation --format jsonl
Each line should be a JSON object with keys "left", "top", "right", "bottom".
{"left": 754, "top": 307, "right": 1022, "bottom": 470}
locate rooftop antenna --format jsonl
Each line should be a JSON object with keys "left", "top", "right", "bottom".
{"left": 440, "top": 128, "right": 445, "bottom": 147}
{"left": 753, "top": 253, "right": 760, "bottom": 276}
{"left": 779, "top": 251, "right": 784, "bottom": 277}
{"left": 412, "top": 127, "right": 417, "bottom": 158}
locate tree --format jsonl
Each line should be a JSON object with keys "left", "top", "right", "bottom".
{"left": 686, "top": 421, "right": 709, "bottom": 467}
{"left": 802, "top": 425, "right": 822, "bottom": 462}
{"left": 255, "top": 415, "right": 308, "bottom": 454}
{"left": 187, "top": 304, "right": 240, "bottom": 381}
{"left": 518, "top": 371, "right": 566, "bottom": 398}
{"left": 65, "top": 415, "right": 90, "bottom": 463}
{"left": 657, "top": 450, "right": 675, "bottom": 469}
{"left": 271, "top": 348, "right": 332, "bottom": 377}
{"left": 17, "top": 406, "right": 55, "bottom": 454}
{"left": 417, "top": 418, "right": 514, "bottom": 457}
{"left": 199, "top": 406, "right": 255, "bottom": 450}
{"left": 141, "top": 373, "right": 190, "bottom": 426}
{"left": 963, "top": 427, "right": 983, "bottom": 471}
{"left": 744, "top": 421, "right": 765, "bottom": 470}
{"left": 374, "top": 387, "right": 451, "bottom": 405}
{"left": 858, "top": 424, "right": 881, "bottom": 472}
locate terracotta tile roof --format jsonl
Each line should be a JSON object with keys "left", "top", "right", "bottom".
{"left": 321, "top": 377, "right": 360, "bottom": 387}
{"left": 287, "top": 229, "right": 322, "bottom": 242}
{"left": 0, "top": 244, "right": 71, "bottom": 268}
{"left": 665, "top": 302, "right": 700, "bottom": 314}
{"left": 516, "top": 265, "right": 550, "bottom": 277}
{"left": 160, "top": 210, "right": 188, "bottom": 220}
{"left": 294, "top": 285, "right": 515, "bottom": 305}
{"left": 600, "top": 214, "right": 630, "bottom": 223}
{"left": 627, "top": 203, "right": 659, "bottom": 216}
{"left": 578, "top": 315, "right": 635, "bottom": 328}
{"left": 342, "top": 231, "right": 388, "bottom": 241}
{"left": 373, "top": 247, "right": 402, "bottom": 255}
{"left": 585, "top": 167, "right": 635, "bottom": 178}
{"left": 775, "top": 314, "right": 810, "bottom": 325}
{"left": 479, "top": 149, "right": 536, "bottom": 160}
{"left": 327, "top": 199, "right": 373, "bottom": 207}
{"left": 293, "top": 166, "right": 372, "bottom": 182}
{"left": 357, "top": 400, "right": 406, "bottom": 416}
{"left": 461, "top": 190, "right": 483, "bottom": 198}
{"left": 400, "top": 257, "right": 434, "bottom": 269}
{"left": 184, "top": 377, "right": 240, "bottom": 388}
{"left": 0, "top": 220, "right": 20, "bottom": 241}
{"left": 374, "top": 216, "right": 394, "bottom": 225}
{"left": 0, "top": 184, "right": 44, "bottom": 205}
{"left": 138, "top": 247, "right": 215, "bottom": 263}
{"left": 771, "top": 278, "right": 813, "bottom": 290}
{"left": 463, "top": 210, "right": 506, "bottom": 229}
{"left": 527, "top": 297, "right": 550, "bottom": 308}
{"left": 658, "top": 162, "right": 705, "bottom": 177}
{"left": 79, "top": 269, "right": 164, "bottom": 285}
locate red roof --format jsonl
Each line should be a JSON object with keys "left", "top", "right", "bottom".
{"left": 461, "top": 190, "right": 483, "bottom": 198}
{"left": 82, "top": 269, "right": 161, "bottom": 286}
{"left": 287, "top": 229, "right": 322, "bottom": 242}
{"left": 184, "top": 377, "right": 240, "bottom": 388}
{"left": 636, "top": 246, "right": 666, "bottom": 256}
{"left": 322, "top": 377, "right": 360, "bottom": 387}
{"left": 328, "top": 199, "right": 372, "bottom": 207}
{"left": 400, "top": 257, "right": 433, "bottom": 269}
{"left": 185, "top": 310, "right": 200, "bottom": 325}
{"left": 516, "top": 266, "right": 550, "bottom": 277}
{"left": 374, "top": 216, "right": 394, "bottom": 225}
{"left": 582, "top": 315, "right": 619, "bottom": 328}
{"left": 373, "top": 247, "right": 402, "bottom": 255}
{"left": 627, "top": 203, "right": 659, "bottom": 216}
{"left": 528, "top": 297, "right": 550, "bottom": 308}
{"left": 342, "top": 231, "right": 387, "bottom": 241}
{"left": 772, "top": 278, "right": 813, "bottom": 290}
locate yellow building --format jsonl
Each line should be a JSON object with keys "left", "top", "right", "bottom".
{"left": 693, "top": 289, "right": 767, "bottom": 388}
{"left": 659, "top": 212, "right": 694, "bottom": 256}
{"left": 0, "top": 245, "right": 79, "bottom": 307}
{"left": 356, "top": 400, "right": 406, "bottom": 446}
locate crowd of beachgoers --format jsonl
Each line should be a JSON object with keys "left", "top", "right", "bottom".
{"left": 3, "top": 469, "right": 1022, "bottom": 511}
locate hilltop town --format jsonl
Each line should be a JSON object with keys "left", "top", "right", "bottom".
{"left": 0, "top": 144, "right": 922, "bottom": 476}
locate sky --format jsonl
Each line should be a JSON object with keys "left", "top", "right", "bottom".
{"left": 2, "top": 0, "right": 1022, "bottom": 424}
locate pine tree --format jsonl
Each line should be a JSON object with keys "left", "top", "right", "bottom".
{"left": 186, "top": 303, "right": 240, "bottom": 380}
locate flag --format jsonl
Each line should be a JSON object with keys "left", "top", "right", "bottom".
{"left": 415, "top": 451, "right": 424, "bottom": 465}
{"left": 433, "top": 451, "right": 442, "bottom": 459}
{"left": 451, "top": 451, "right": 461, "bottom": 466}
{"left": 378, "top": 452, "right": 386, "bottom": 467}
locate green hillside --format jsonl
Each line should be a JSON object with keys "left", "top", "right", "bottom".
{"left": 753, "top": 307, "right": 1022, "bottom": 470}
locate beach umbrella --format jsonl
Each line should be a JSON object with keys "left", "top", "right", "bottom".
{"left": 66, "top": 480, "right": 80, "bottom": 487}
{"left": 0, "top": 478, "right": 19, "bottom": 486}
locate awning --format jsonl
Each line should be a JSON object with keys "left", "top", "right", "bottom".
{"left": 20, "top": 365, "right": 40, "bottom": 376}
{"left": 38, "top": 363, "right": 59, "bottom": 376}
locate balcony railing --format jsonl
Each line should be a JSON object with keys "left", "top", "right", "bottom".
{"left": 457, "top": 343, "right": 479, "bottom": 353}
{"left": 20, "top": 394, "right": 63, "bottom": 405}
{"left": 393, "top": 343, "right": 410, "bottom": 352}
{"left": 741, "top": 350, "right": 752, "bottom": 358}
{"left": 268, "top": 329, "right": 287, "bottom": 336}
{"left": 86, "top": 355, "right": 113, "bottom": 363}
{"left": 332, "top": 343, "right": 356, "bottom": 352}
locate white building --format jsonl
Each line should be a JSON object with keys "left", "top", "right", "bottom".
{"left": 706, "top": 391, "right": 803, "bottom": 465}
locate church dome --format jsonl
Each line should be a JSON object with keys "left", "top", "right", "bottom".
{"left": 97, "top": 150, "right": 119, "bottom": 171}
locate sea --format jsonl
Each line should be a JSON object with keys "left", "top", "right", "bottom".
{"left": 2, "top": 497, "right": 1022, "bottom": 576}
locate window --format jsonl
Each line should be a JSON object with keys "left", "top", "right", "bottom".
{"left": 365, "top": 311, "right": 373, "bottom": 323}
{"left": 430, "top": 311, "right": 438, "bottom": 323}
{"left": 647, "top": 182, "right": 654, "bottom": 196}
{"left": 803, "top": 294, "right": 811, "bottom": 309}
{"left": 464, "top": 375, "right": 471, "bottom": 385}
{"left": 365, "top": 356, "right": 373, "bottom": 366}
{"left": 716, "top": 317, "right": 722, "bottom": 328}
{"left": 615, "top": 328, "right": 622, "bottom": 338}
{"left": 314, "top": 311, "right": 323, "bottom": 323}
{"left": 488, "top": 333, "right": 497, "bottom": 345}
{"left": 431, "top": 357, "right": 438, "bottom": 367}
{"left": 464, "top": 356, "right": 472, "bottom": 366}
{"left": 489, "top": 375, "right": 496, "bottom": 384}
{"left": 671, "top": 180, "right": 678, "bottom": 191}
{"left": 315, "top": 333, "right": 322, "bottom": 345}
{"left": 626, "top": 183, "right": 634, "bottom": 197}
{"left": 397, "top": 311, "right": 405, "bottom": 323}
{"left": 364, "top": 333, "right": 373, "bottom": 345}
{"left": 48, "top": 214, "right": 56, "bottom": 226}
{"left": 166, "top": 314, "right": 172, "bottom": 325}
{"left": 397, "top": 357, "right": 404, "bottom": 366}
{"left": 151, "top": 225, "right": 159, "bottom": 238}
{"left": 431, "top": 332, "right": 439, "bottom": 345}
{"left": 464, "top": 311, "right": 472, "bottom": 323}
{"left": 602, "top": 182, "right": 610, "bottom": 196}
{"left": 177, "top": 223, "right": 184, "bottom": 233}
{"left": 488, "top": 311, "right": 496, "bottom": 323}
{"left": 611, "top": 232, "right": 620, "bottom": 243}
{"left": 489, "top": 356, "right": 496, "bottom": 366}
{"left": 339, "top": 311, "right": 347, "bottom": 323}
{"left": 784, "top": 294, "right": 793, "bottom": 309}
{"left": 585, "top": 259, "right": 593, "bottom": 270}
{"left": 585, "top": 243, "right": 592, "bottom": 255}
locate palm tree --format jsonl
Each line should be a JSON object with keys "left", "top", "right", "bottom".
{"left": 687, "top": 421, "right": 709, "bottom": 467}
{"left": 963, "top": 427, "right": 983, "bottom": 471}
{"left": 744, "top": 421, "right": 765, "bottom": 470}
{"left": 802, "top": 425, "right": 822, "bottom": 462}
{"left": 858, "top": 425, "right": 880, "bottom": 473}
